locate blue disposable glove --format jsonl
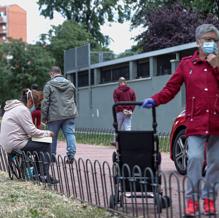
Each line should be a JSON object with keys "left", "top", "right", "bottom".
{"left": 142, "top": 98, "right": 156, "bottom": 108}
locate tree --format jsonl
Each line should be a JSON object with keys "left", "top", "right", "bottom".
{"left": 37, "top": 20, "right": 104, "bottom": 70}
{"left": 131, "top": 0, "right": 219, "bottom": 28}
{"left": 133, "top": 2, "right": 219, "bottom": 52}
{"left": 37, "top": 0, "right": 132, "bottom": 46}
{"left": 131, "top": 0, "right": 176, "bottom": 28}
{"left": 0, "top": 40, "right": 54, "bottom": 107}
{"left": 117, "top": 49, "right": 137, "bottom": 58}
{"left": 182, "top": 0, "right": 219, "bottom": 17}
{"left": 0, "top": 48, "right": 13, "bottom": 110}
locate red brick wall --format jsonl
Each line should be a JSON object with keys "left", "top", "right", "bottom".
{"left": 7, "top": 5, "right": 27, "bottom": 42}
{"left": 0, "top": 4, "right": 27, "bottom": 42}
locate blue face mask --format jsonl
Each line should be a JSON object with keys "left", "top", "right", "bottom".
{"left": 202, "top": 41, "right": 218, "bottom": 55}
{"left": 29, "top": 104, "right": 36, "bottom": 113}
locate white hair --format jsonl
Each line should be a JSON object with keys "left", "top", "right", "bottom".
{"left": 195, "top": 24, "right": 219, "bottom": 41}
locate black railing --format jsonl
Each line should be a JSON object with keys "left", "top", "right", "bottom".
{"left": 0, "top": 148, "right": 218, "bottom": 218}
{"left": 76, "top": 128, "right": 114, "bottom": 146}
{"left": 58, "top": 128, "right": 170, "bottom": 152}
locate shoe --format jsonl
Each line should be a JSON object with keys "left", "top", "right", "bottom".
{"left": 40, "top": 175, "right": 59, "bottom": 184}
{"left": 185, "top": 199, "right": 199, "bottom": 216}
{"left": 66, "top": 155, "right": 75, "bottom": 164}
{"left": 203, "top": 198, "right": 216, "bottom": 215}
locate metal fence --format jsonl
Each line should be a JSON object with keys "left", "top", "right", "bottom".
{"left": 0, "top": 147, "right": 218, "bottom": 218}
{"left": 75, "top": 128, "right": 115, "bottom": 146}
{"left": 59, "top": 128, "right": 170, "bottom": 152}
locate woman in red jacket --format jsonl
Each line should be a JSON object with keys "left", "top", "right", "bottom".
{"left": 143, "top": 24, "right": 219, "bottom": 216}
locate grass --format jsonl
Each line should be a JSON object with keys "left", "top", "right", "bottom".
{"left": 158, "top": 134, "right": 170, "bottom": 152}
{"left": 58, "top": 130, "right": 170, "bottom": 152}
{"left": 75, "top": 132, "right": 112, "bottom": 146}
{"left": 58, "top": 131, "right": 113, "bottom": 146}
{"left": 0, "top": 171, "right": 121, "bottom": 218}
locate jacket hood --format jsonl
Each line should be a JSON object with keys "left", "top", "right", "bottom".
{"left": 118, "top": 84, "right": 130, "bottom": 92}
{"left": 49, "top": 76, "right": 74, "bottom": 91}
{"left": 4, "top": 100, "right": 24, "bottom": 111}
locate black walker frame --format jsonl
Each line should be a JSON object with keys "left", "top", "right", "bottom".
{"left": 109, "top": 101, "right": 171, "bottom": 212}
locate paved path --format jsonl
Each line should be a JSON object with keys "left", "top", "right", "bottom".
{"left": 57, "top": 141, "right": 177, "bottom": 172}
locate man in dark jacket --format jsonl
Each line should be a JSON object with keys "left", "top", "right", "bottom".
{"left": 142, "top": 24, "right": 219, "bottom": 216}
{"left": 113, "top": 77, "right": 136, "bottom": 130}
{"left": 41, "top": 66, "right": 78, "bottom": 163}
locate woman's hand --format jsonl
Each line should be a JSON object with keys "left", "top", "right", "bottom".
{"left": 48, "top": 131, "right": 54, "bottom": 137}
{"left": 207, "top": 54, "right": 219, "bottom": 68}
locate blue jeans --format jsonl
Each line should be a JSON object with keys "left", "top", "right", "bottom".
{"left": 48, "top": 118, "right": 76, "bottom": 157}
{"left": 186, "top": 135, "right": 219, "bottom": 200}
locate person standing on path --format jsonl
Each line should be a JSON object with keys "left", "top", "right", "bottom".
{"left": 113, "top": 77, "right": 136, "bottom": 131}
{"left": 142, "top": 24, "right": 219, "bottom": 216}
{"left": 41, "top": 66, "right": 78, "bottom": 163}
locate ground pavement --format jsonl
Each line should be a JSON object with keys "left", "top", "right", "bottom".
{"left": 57, "top": 141, "right": 176, "bottom": 172}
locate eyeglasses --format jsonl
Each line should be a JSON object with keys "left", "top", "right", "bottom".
{"left": 201, "top": 37, "right": 219, "bottom": 43}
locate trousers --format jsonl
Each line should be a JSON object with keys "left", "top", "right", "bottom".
{"left": 186, "top": 135, "right": 219, "bottom": 199}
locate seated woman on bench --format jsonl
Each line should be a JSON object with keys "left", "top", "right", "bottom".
{"left": 0, "top": 88, "right": 59, "bottom": 184}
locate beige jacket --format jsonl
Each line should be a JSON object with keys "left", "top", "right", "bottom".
{"left": 0, "top": 100, "right": 50, "bottom": 153}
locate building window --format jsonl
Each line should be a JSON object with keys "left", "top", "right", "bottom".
{"left": 78, "top": 70, "right": 88, "bottom": 87}
{"left": 77, "top": 70, "right": 94, "bottom": 87}
{"left": 66, "top": 73, "right": 76, "bottom": 85}
{"left": 112, "top": 66, "right": 129, "bottom": 81}
{"left": 157, "top": 53, "right": 176, "bottom": 76}
{"left": 137, "top": 59, "right": 150, "bottom": 78}
{"left": 100, "top": 69, "right": 111, "bottom": 83}
{"left": 91, "top": 69, "right": 94, "bottom": 85}
{"left": 100, "top": 64, "right": 129, "bottom": 84}
{"left": 72, "top": 73, "right": 76, "bottom": 85}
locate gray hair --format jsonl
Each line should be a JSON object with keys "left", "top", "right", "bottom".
{"left": 195, "top": 24, "right": 219, "bottom": 40}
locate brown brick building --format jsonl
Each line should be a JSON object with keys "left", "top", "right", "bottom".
{"left": 0, "top": 4, "right": 27, "bottom": 43}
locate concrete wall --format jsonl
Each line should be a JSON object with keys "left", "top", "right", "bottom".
{"left": 75, "top": 75, "right": 185, "bottom": 133}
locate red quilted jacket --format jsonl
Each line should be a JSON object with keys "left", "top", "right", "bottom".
{"left": 152, "top": 50, "right": 219, "bottom": 136}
